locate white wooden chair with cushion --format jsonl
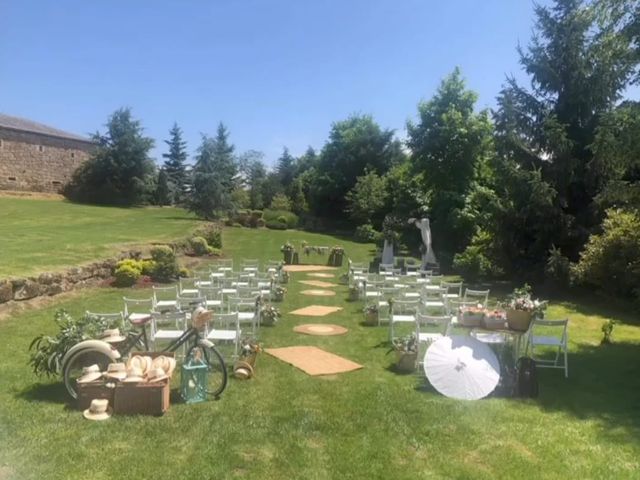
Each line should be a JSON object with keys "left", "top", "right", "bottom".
{"left": 206, "top": 312, "right": 240, "bottom": 359}
{"left": 177, "top": 295, "right": 206, "bottom": 313}
{"left": 441, "top": 281, "right": 463, "bottom": 301}
{"left": 379, "top": 263, "right": 394, "bottom": 275}
{"left": 228, "top": 297, "right": 260, "bottom": 336}
{"left": 213, "top": 259, "right": 233, "bottom": 273}
{"left": 464, "top": 288, "right": 490, "bottom": 308}
{"left": 241, "top": 259, "right": 259, "bottom": 272}
{"left": 193, "top": 269, "right": 213, "bottom": 288}
{"left": 389, "top": 298, "right": 420, "bottom": 340}
{"left": 415, "top": 313, "right": 451, "bottom": 366}
{"left": 421, "top": 287, "right": 446, "bottom": 311}
{"left": 152, "top": 285, "right": 179, "bottom": 313}
{"left": 123, "top": 297, "right": 153, "bottom": 326}
{"left": 150, "top": 311, "right": 187, "bottom": 351}
{"left": 265, "top": 260, "right": 281, "bottom": 274}
{"left": 526, "top": 318, "right": 569, "bottom": 378}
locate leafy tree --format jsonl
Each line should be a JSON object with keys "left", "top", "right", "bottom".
{"left": 295, "top": 146, "right": 318, "bottom": 176}
{"left": 276, "top": 147, "right": 296, "bottom": 192}
{"left": 407, "top": 68, "right": 493, "bottom": 266}
{"left": 289, "top": 177, "right": 309, "bottom": 216}
{"left": 162, "top": 122, "right": 188, "bottom": 204}
{"left": 64, "top": 107, "right": 155, "bottom": 205}
{"left": 261, "top": 171, "right": 283, "bottom": 208}
{"left": 155, "top": 168, "right": 173, "bottom": 206}
{"left": 345, "top": 169, "right": 388, "bottom": 226}
{"left": 311, "top": 114, "right": 402, "bottom": 218}
{"left": 188, "top": 123, "right": 237, "bottom": 220}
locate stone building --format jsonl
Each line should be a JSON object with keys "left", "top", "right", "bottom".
{"left": 0, "top": 113, "right": 95, "bottom": 193}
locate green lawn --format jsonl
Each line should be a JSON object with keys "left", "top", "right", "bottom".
{"left": 1, "top": 228, "right": 639, "bottom": 479}
{"left": 0, "top": 197, "right": 199, "bottom": 277}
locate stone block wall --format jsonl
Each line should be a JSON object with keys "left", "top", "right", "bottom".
{"left": 0, "top": 128, "right": 94, "bottom": 193}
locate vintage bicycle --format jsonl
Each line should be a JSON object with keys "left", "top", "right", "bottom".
{"left": 61, "top": 305, "right": 227, "bottom": 400}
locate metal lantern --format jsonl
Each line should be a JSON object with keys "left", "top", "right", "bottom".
{"left": 180, "top": 350, "right": 208, "bottom": 404}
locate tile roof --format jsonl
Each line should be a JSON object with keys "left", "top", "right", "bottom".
{"left": 0, "top": 113, "right": 93, "bottom": 143}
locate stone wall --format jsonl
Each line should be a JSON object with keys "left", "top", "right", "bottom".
{"left": 0, "top": 128, "right": 94, "bottom": 193}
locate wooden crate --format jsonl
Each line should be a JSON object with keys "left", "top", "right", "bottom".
{"left": 76, "top": 381, "right": 115, "bottom": 411}
{"left": 114, "top": 380, "right": 170, "bottom": 416}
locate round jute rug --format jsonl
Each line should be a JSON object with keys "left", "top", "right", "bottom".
{"left": 293, "top": 324, "right": 349, "bottom": 336}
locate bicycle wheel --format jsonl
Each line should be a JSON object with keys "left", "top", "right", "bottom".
{"left": 189, "top": 343, "right": 227, "bottom": 398}
{"left": 63, "top": 348, "right": 114, "bottom": 399}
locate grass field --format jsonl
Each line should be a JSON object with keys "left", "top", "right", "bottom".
{"left": 0, "top": 197, "right": 199, "bottom": 277}
{"left": 0, "top": 227, "right": 639, "bottom": 479}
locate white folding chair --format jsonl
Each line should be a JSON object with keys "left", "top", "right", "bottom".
{"left": 377, "top": 286, "right": 398, "bottom": 325}
{"left": 527, "top": 318, "right": 569, "bottom": 378}
{"left": 228, "top": 297, "right": 259, "bottom": 336}
{"left": 206, "top": 312, "right": 240, "bottom": 359}
{"left": 389, "top": 298, "right": 420, "bottom": 340}
{"left": 241, "top": 259, "right": 259, "bottom": 272}
{"left": 179, "top": 277, "right": 199, "bottom": 296}
{"left": 197, "top": 285, "right": 224, "bottom": 311}
{"left": 123, "top": 297, "right": 153, "bottom": 326}
{"left": 177, "top": 295, "right": 206, "bottom": 313}
{"left": 441, "top": 281, "right": 462, "bottom": 301}
{"left": 152, "top": 285, "right": 179, "bottom": 312}
{"left": 150, "top": 310, "right": 187, "bottom": 351}
{"left": 464, "top": 288, "right": 490, "bottom": 308}
{"left": 415, "top": 313, "right": 451, "bottom": 366}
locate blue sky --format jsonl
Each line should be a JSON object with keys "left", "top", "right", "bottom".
{"left": 1, "top": 1, "right": 545, "bottom": 165}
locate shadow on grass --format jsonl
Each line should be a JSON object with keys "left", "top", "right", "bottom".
{"left": 17, "top": 381, "right": 69, "bottom": 405}
{"left": 533, "top": 341, "right": 640, "bottom": 441}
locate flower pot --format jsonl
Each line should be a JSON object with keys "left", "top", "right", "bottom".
{"left": 506, "top": 309, "right": 533, "bottom": 332}
{"left": 262, "top": 316, "right": 277, "bottom": 326}
{"left": 363, "top": 311, "right": 378, "bottom": 326}
{"left": 349, "top": 289, "right": 360, "bottom": 301}
{"left": 459, "top": 311, "right": 484, "bottom": 327}
{"left": 395, "top": 351, "right": 417, "bottom": 373}
{"left": 283, "top": 250, "right": 294, "bottom": 265}
{"left": 272, "top": 292, "right": 284, "bottom": 302}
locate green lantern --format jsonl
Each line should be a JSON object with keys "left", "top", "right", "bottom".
{"left": 180, "top": 350, "right": 208, "bottom": 404}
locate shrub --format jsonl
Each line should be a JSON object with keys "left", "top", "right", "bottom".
{"left": 256, "top": 218, "right": 266, "bottom": 228}
{"left": 270, "top": 193, "right": 292, "bottom": 211}
{"left": 264, "top": 209, "right": 298, "bottom": 228}
{"left": 193, "top": 223, "right": 222, "bottom": 248}
{"left": 209, "top": 248, "right": 222, "bottom": 256}
{"left": 141, "top": 259, "right": 156, "bottom": 276}
{"left": 150, "top": 245, "right": 179, "bottom": 282}
{"left": 572, "top": 209, "right": 640, "bottom": 300}
{"left": 266, "top": 220, "right": 287, "bottom": 230}
{"left": 189, "top": 236, "right": 210, "bottom": 256}
{"left": 354, "top": 223, "right": 381, "bottom": 243}
{"left": 545, "top": 245, "right": 570, "bottom": 285}
{"left": 114, "top": 263, "right": 141, "bottom": 287}
{"left": 453, "top": 231, "right": 502, "bottom": 281}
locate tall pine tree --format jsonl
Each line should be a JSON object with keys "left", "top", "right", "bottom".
{"left": 276, "top": 147, "right": 296, "bottom": 192}
{"left": 162, "top": 122, "right": 188, "bottom": 204}
{"left": 188, "top": 123, "right": 237, "bottom": 220}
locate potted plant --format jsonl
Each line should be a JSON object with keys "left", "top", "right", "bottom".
{"left": 272, "top": 285, "right": 287, "bottom": 302}
{"left": 391, "top": 334, "right": 418, "bottom": 373}
{"left": 280, "top": 242, "right": 295, "bottom": 265}
{"left": 260, "top": 304, "right": 281, "bottom": 326}
{"left": 458, "top": 305, "right": 486, "bottom": 327}
{"left": 362, "top": 304, "right": 379, "bottom": 326}
{"left": 348, "top": 283, "right": 360, "bottom": 302}
{"left": 504, "top": 284, "right": 547, "bottom": 332}
{"left": 328, "top": 246, "right": 344, "bottom": 267}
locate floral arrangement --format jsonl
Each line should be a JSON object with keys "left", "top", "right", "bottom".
{"left": 363, "top": 304, "right": 379, "bottom": 315}
{"left": 505, "top": 284, "right": 547, "bottom": 317}
{"left": 280, "top": 242, "right": 295, "bottom": 253}
{"left": 391, "top": 334, "right": 418, "bottom": 354}
{"left": 272, "top": 285, "right": 287, "bottom": 301}
{"left": 260, "top": 304, "right": 281, "bottom": 326}
{"left": 329, "top": 246, "right": 344, "bottom": 255}
{"left": 239, "top": 338, "right": 262, "bottom": 359}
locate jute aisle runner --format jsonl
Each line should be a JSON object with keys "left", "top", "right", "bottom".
{"left": 265, "top": 346, "right": 363, "bottom": 376}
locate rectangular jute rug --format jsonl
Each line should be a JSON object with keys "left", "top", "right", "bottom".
{"left": 265, "top": 346, "right": 363, "bottom": 376}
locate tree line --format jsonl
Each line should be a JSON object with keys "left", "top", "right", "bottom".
{"left": 64, "top": 0, "right": 640, "bottom": 300}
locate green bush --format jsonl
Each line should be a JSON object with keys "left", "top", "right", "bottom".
{"left": 141, "top": 259, "right": 156, "bottom": 276}
{"left": 265, "top": 220, "right": 288, "bottom": 230}
{"left": 572, "top": 209, "right": 640, "bottom": 299}
{"left": 150, "top": 245, "right": 179, "bottom": 282}
{"left": 114, "top": 263, "right": 141, "bottom": 287}
{"left": 209, "top": 248, "right": 222, "bottom": 256}
{"left": 270, "top": 193, "right": 292, "bottom": 211}
{"left": 193, "top": 223, "right": 222, "bottom": 248}
{"left": 117, "top": 258, "right": 143, "bottom": 272}
{"left": 189, "top": 236, "right": 210, "bottom": 256}
{"left": 354, "top": 224, "right": 381, "bottom": 243}
{"left": 453, "top": 231, "right": 502, "bottom": 281}
{"left": 264, "top": 209, "right": 298, "bottom": 228}
{"left": 256, "top": 218, "right": 266, "bottom": 228}
{"left": 545, "top": 245, "right": 570, "bottom": 285}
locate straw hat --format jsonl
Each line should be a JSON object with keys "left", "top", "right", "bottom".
{"left": 192, "top": 306, "right": 212, "bottom": 329}
{"left": 103, "top": 362, "right": 127, "bottom": 381}
{"left": 146, "top": 367, "right": 168, "bottom": 383}
{"left": 166, "top": 357, "right": 176, "bottom": 377}
{"left": 123, "top": 366, "right": 145, "bottom": 383}
{"left": 233, "top": 361, "right": 254, "bottom": 380}
{"left": 127, "top": 355, "right": 152, "bottom": 374}
{"left": 83, "top": 399, "right": 112, "bottom": 421}
{"left": 77, "top": 364, "right": 102, "bottom": 384}
{"left": 100, "top": 328, "right": 126, "bottom": 344}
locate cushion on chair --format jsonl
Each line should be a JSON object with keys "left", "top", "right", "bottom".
{"left": 154, "top": 330, "right": 183, "bottom": 339}
{"left": 417, "top": 332, "right": 443, "bottom": 343}
{"left": 207, "top": 329, "right": 238, "bottom": 341}
{"left": 391, "top": 314, "right": 415, "bottom": 323}
{"left": 531, "top": 335, "right": 563, "bottom": 347}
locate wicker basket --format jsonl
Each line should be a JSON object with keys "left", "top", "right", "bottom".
{"left": 506, "top": 309, "right": 533, "bottom": 332}
{"left": 114, "top": 380, "right": 170, "bottom": 416}
{"left": 482, "top": 315, "right": 507, "bottom": 330}
{"left": 395, "top": 352, "right": 417, "bottom": 373}
{"left": 76, "top": 381, "right": 115, "bottom": 411}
